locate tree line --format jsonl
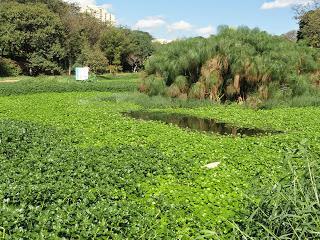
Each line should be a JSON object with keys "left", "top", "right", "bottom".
{"left": 0, "top": 0, "right": 155, "bottom": 76}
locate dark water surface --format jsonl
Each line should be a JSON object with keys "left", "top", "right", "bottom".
{"left": 124, "top": 111, "right": 281, "bottom": 137}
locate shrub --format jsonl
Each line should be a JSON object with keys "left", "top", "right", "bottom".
{"left": 245, "top": 95, "right": 263, "bottom": 109}
{"left": 144, "top": 27, "right": 320, "bottom": 104}
{"left": 288, "top": 75, "right": 311, "bottom": 96}
{"left": 188, "top": 82, "right": 206, "bottom": 99}
{"left": 166, "top": 84, "right": 181, "bottom": 98}
{"left": 139, "top": 75, "right": 166, "bottom": 96}
{"left": 0, "top": 58, "right": 22, "bottom": 77}
{"left": 28, "top": 54, "right": 63, "bottom": 75}
{"left": 174, "top": 75, "right": 189, "bottom": 93}
{"left": 149, "top": 77, "right": 166, "bottom": 96}
{"left": 200, "top": 58, "right": 224, "bottom": 94}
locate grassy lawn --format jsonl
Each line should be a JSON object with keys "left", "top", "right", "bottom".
{"left": 0, "top": 74, "right": 319, "bottom": 239}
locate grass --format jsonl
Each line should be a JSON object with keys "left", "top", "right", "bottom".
{"left": 0, "top": 74, "right": 319, "bottom": 238}
{"left": 0, "top": 74, "right": 139, "bottom": 96}
{"left": 99, "top": 92, "right": 220, "bottom": 109}
{"left": 261, "top": 93, "right": 320, "bottom": 109}
{"left": 207, "top": 140, "right": 320, "bottom": 239}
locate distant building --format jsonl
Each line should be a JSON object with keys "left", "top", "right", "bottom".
{"left": 83, "top": 5, "right": 116, "bottom": 24}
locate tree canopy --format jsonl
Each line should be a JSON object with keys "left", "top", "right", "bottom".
{"left": 297, "top": 9, "right": 320, "bottom": 48}
{"left": 295, "top": 0, "right": 320, "bottom": 48}
{"left": 0, "top": 2, "right": 66, "bottom": 74}
{"left": 0, "top": 0, "right": 154, "bottom": 76}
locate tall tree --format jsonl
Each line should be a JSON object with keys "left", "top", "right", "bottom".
{"left": 0, "top": 0, "right": 155, "bottom": 75}
{"left": 0, "top": 2, "right": 65, "bottom": 74}
{"left": 125, "top": 31, "right": 154, "bottom": 72}
{"left": 297, "top": 9, "right": 320, "bottom": 47}
{"left": 100, "top": 27, "right": 154, "bottom": 72}
{"left": 295, "top": 0, "right": 320, "bottom": 47}
{"left": 99, "top": 27, "right": 131, "bottom": 65}
{"left": 75, "top": 41, "right": 108, "bottom": 74}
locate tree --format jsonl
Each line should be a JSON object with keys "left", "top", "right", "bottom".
{"left": 294, "top": 0, "right": 320, "bottom": 19}
{"left": 0, "top": 2, "right": 65, "bottom": 75}
{"left": 282, "top": 30, "right": 297, "bottom": 42}
{"left": 1, "top": 0, "right": 74, "bottom": 14}
{"left": 75, "top": 42, "right": 108, "bottom": 74}
{"left": 294, "top": 0, "right": 320, "bottom": 47}
{"left": 0, "top": 0, "right": 154, "bottom": 75}
{"left": 99, "top": 27, "right": 130, "bottom": 65}
{"left": 297, "top": 9, "right": 320, "bottom": 47}
{"left": 125, "top": 31, "right": 154, "bottom": 72}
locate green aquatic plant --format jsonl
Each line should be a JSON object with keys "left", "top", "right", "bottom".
{"left": 144, "top": 27, "right": 320, "bottom": 103}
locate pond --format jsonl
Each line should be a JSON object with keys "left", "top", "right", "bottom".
{"left": 124, "top": 111, "right": 282, "bottom": 137}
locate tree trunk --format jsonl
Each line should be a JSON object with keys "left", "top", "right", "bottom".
{"left": 68, "top": 58, "right": 73, "bottom": 76}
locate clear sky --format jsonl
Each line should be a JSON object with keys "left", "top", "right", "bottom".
{"left": 68, "top": 0, "right": 312, "bottom": 40}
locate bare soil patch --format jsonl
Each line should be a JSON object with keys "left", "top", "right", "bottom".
{"left": 0, "top": 79, "right": 20, "bottom": 83}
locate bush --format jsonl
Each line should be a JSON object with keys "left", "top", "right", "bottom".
{"left": 288, "top": 75, "right": 311, "bottom": 96}
{"left": 174, "top": 75, "right": 189, "bottom": 93}
{"left": 0, "top": 58, "right": 22, "bottom": 77}
{"left": 189, "top": 82, "right": 206, "bottom": 99}
{"left": 139, "top": 75, "right": 166, "bottom": 96}
{"left": 144, "top": 27, "right": 320, "bottom": 104}
{"left": 28, "top": 54, "right": 63, "bottom": 75}
{"left": 166, "top": 84, "right": 181, "bottom": 98}
{"left": 245, "top": 95, "right": 263, "bottom": 109}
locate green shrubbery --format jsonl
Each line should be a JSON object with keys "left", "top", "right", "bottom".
{"left": 142, "top": 27, "right": 320, "bottom": 105}
{"left": 0, "top": 58, "right": 22, "bottom": 77}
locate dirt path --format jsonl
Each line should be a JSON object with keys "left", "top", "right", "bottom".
{"left": 0, "top": 79, "right": 20, "bottom": 83}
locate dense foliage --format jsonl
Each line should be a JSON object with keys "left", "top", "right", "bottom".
{"left": 143, "top": 27, "right": 320, "bottom": 104}
{"left": 100, "top": 28, "right": 154, "bottom": 73}
{"left": 0, "top": 2, "right": 65, "bottom": 75}
{"left": 0, "top": 58, "right": 22, "bottom": 77}
{"left": 298, "top": 8, "right": 320, "bottom": 48}
{"left": 0, "top": 76, "right": 319, "bottom": 238}
{"left": 0, "top": 0, "right": 154, "bottom": 76}
{"left": 296, "top": 1, "right": 320, "bottom": 48}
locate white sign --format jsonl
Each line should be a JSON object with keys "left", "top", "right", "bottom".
{"left": 75, "top": 67, "right": 89, "bottom": 81}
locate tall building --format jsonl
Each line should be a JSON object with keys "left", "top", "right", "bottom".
{"left": 83, "top": 5, "right": 116, "bottom": 25}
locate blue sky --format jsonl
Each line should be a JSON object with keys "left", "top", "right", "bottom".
{"left": 68, "top": 0, "right": 312, "bottom": 40}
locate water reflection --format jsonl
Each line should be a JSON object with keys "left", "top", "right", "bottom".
{"left": 124, "top": 111, "right": 281, "bottom": 137}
